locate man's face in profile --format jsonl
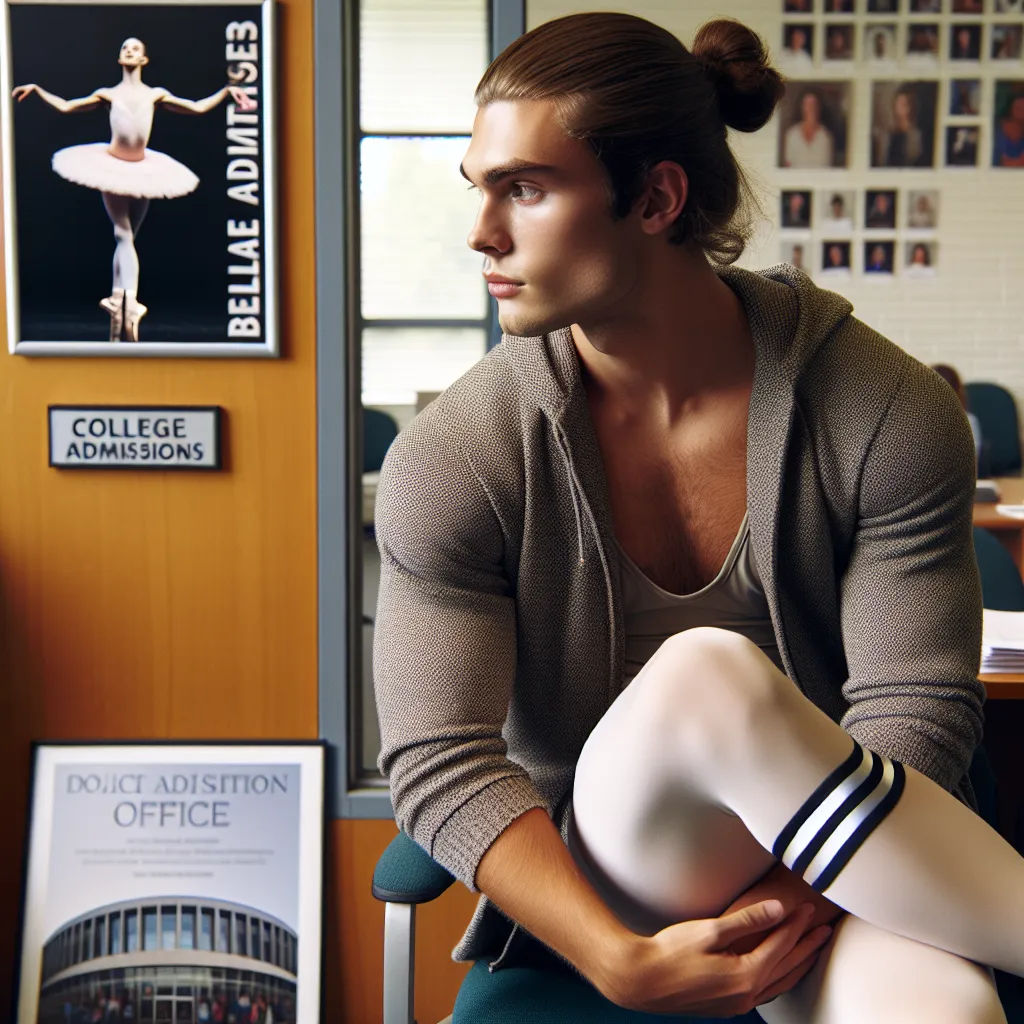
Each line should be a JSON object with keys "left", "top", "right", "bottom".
{"left": 462, "top": 99, "right": 653, "bottom": 338}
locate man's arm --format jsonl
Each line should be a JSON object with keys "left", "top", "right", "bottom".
{"left": 373, "top": 413, "right": 831, "bottom": 1014}
{"left": 839, "top": 361, "right": 984, "bottom": 791}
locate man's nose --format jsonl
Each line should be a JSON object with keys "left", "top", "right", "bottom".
{"left": 467, "top": 201, "right": 510, "bottom": 255}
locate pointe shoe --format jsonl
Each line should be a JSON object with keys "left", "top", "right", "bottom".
{"left": 99, "top": 289, "right": 125, "bottom": 342}
{"left": 123, "top": 292, "right": 148, "bottom": 343}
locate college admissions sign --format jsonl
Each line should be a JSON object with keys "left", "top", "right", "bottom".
{"left": 48, "top": 405, "right": 222, "bottom": 469}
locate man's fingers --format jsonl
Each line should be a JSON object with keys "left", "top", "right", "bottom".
{"left": 761, "top": 923, "right": 833, "bottom": 990}
{"left": 739, "top": 904, "right": 815, "bottom": 977}
{"left": 754, "top": 949, "right": 821, "bottom": 1005}
{"left": 754, "top": 926, "right": 834, "bottom": 1006}
{"left": 711, "top": 899, "right": 786, "bottom": 948}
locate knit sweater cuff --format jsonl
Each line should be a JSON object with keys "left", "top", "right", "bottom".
{"left": 430, "top": 774, "right": 549, "bottom": 891}
{"left": 844, "top": 718, "right": 970, "bottom": 796}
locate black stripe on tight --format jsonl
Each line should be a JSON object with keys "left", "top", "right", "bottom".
{"left": 772, "top": 739, "right": 864, "bottom": 860}
{"left": 810, "top": 759, "right": 907, "bottom": 894}
{"left": 790, "top": 750, "right": 884, "bottom": 878}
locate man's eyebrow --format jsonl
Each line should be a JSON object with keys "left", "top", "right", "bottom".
{"left": 459, "top": 161, "right": 559, "bottom": 186}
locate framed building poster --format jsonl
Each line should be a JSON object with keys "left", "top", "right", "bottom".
{"left": 15, "top": 741, "right": 325, "bottom": 1024}
{"left": 0, "top": 0, "right": 278, "bottom": 356}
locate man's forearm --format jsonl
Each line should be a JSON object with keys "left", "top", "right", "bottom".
{"left": 475, "top": 806, "right": 633, "bottom": 984}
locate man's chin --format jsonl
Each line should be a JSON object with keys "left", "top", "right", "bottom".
{"left": 497, "top": 308, "right": 571, "bottom": 340}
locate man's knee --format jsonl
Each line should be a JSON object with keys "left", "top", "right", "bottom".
{"left": 632, "top": 626, "right": 784, "bottom": 744}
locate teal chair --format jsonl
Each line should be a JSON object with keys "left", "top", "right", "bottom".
{"left": 965, "top": 382, "right": 1022, "bottom": 477}
{"left": 364, "top": 406, "right": 400, "bottom": 474}
{"left": 974, "top": 526, "right": 1024, "bottom": 612}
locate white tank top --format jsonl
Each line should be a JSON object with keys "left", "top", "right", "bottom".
{"left": 617, "top": 513, "right": 783, "bottom": 685}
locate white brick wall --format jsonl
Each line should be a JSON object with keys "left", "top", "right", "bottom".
{"left": 527, "top": 0, "right": 1024, "bottom": 414}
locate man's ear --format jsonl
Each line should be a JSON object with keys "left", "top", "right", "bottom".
{"left": 638, "top": 161, "right": 688, "bottom": 237}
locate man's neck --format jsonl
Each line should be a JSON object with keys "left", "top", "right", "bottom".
{"left": 571, "top": 251, "right": 755, "bottom": 429}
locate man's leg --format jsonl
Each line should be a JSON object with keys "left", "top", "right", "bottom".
{"left": 758, "top": 914, "right": 1006, "bottom": 1023}
{"left": 572, "top": 627, "right": 1024, "bottom": 977}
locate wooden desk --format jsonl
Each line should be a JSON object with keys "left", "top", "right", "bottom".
{"left": 974, "top": 476, "right": 1024, "bottom": 573}
{"left": 980, "top": 674, "right": 1024, "bottom": 699}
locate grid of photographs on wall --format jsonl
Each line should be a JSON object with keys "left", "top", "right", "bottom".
{"left": 779, "top": 187, "right": 939, "bottom": 277}
{"left": 778, "top": 0, "right": 1023, "bottom": 276}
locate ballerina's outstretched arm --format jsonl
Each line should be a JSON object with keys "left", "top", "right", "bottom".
{"left": 12, "top": 84, "right": 112, "bottom": 112}
{"left": 152, "top": 85, "right": 256, "bottom": 115}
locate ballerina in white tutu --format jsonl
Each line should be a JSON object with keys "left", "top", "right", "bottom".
{"left": 13, "top": 37, "right": 255, "bottom": 341}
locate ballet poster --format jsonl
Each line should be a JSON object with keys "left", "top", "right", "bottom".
{"left": 0, "top": 0, "right": 278, "bottom": 356}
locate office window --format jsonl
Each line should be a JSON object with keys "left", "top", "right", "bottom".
{"left": 250, "top": 919, "right": 261, "bottom": 960}
{"left": 360, "top": 137, "right": 486, "bottom": 324}
{"left": 357, "top": 0, "right": 490, "bottom": 780}
{"left": 361, "top": 0, "right": 485, "bottom": 133}
{"left": 109, "top": 913, "right": 122, "bottom": 955}
{"left": 94, "top": 917, "right": 105, "bottom": 959}
{"left": 234, "top": 915, "right": 247, "bottom": 957}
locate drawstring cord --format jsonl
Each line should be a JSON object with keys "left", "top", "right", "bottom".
{"left": 552, "top": 424, "right": 586, "bottom": 567}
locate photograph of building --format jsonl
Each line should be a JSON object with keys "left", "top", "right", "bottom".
{"left": 37, "top": 896, "right": 297, "bottom": 1023}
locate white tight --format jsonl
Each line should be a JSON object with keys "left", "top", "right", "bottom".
{"left": 571, "top": 627, "right": 1022, "bottom": 1022}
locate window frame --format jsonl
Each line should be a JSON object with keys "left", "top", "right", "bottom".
{"left": 314, "top": 0, "right": 524, "bottom": 818}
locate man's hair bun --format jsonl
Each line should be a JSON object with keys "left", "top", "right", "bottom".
{"left": 692, "top": 19, "right": 786, "bottom": 133}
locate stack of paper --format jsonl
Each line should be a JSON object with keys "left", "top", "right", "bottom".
{"left": 975, "top": 479, "right": 1002, "bottom": 503}
{"left": 981, "top": 609, "right": 1024, "bottom": 673}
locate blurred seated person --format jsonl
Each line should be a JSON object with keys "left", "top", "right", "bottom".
{"left": 932, "top": 364, "right": 982, "bottom": 470}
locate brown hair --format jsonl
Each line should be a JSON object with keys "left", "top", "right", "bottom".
{"left": 474, "top": 14, "right": 786, "bottom": 265}
{"left": 932, "top": 364, "right": 967, "bottom": 409}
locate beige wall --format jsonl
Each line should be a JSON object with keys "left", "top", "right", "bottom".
{"left": 528, "top": 0, "right": 1024, "bottom": 412}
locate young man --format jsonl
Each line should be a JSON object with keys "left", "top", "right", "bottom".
{"left": 374, "top": 12, "right": 1023, "bottom": 1021}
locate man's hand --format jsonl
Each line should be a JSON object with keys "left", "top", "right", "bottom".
{"left": 477, "top": 810, "right": 834, "bottom": 1019}
{"left": 596, "top": 900, "right": 833, "bottom": 1018}
{"left": 722, "top": 860, "right": 845, "bottom": 956}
